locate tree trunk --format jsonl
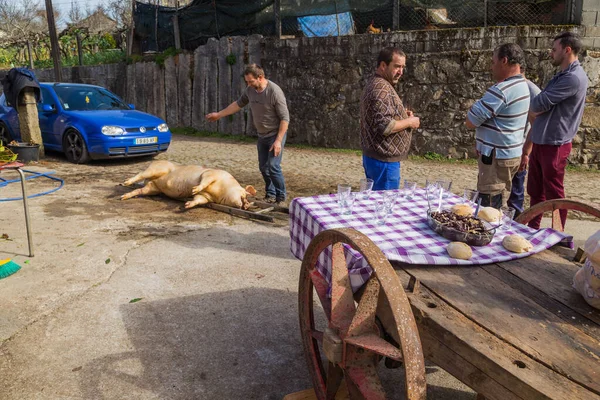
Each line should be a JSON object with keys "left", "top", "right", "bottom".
{"left": 17, "top": 88, "right": 45, "bottom": 157}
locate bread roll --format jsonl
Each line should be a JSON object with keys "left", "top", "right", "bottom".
{"left": 502, "top": 234, "right": 533, "bottom": 253}
{"left": 447, "top": 242, "right": 473, "bottom": 260}
{"left": 478, "top": 207, "right": 501, "bottom": 223}
{"left": 451, "top": 204, "right": 474, "bottom": 217}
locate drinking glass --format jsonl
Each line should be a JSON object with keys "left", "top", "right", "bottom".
{"left": 463, "top": 189, "right": 479, "bottom": 205}
{"left": 337, "top": 184, "right": 352, "bottom": 212}
{"left": 382, "top": 190, "right": 398, "bottom": 211}
{"left": 339, "top": 192, "right": 357, "bottom": 215}
{"left": 500, "top": 206, "right": 516, "bottom": 230}
{"left": 359, "top": 178, "right": 374, "bottom": 200}
{"left": 402, "top": 180, "right": 417, "bottom": 200}
{"left": 436, "top": 180, "right": 452, "bottom": 198}
{"left": 374, "top": 200, "right": 391, "bottom": 225}
{"left": 425, "top": 179, "right": 440, "bottom": 200}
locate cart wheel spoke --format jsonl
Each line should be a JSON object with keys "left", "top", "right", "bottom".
{"left": 311, "top": 330, "right": 324, "bottom": 343}
{"left": 347, "top": 278, "right": 380, "bottom": 337}
{"left": 345, "top": 363, "right": 386, "bottom": 400}
{"left": 326, "top": 362, "right": 344, "bottom": 400}
{"left": 345, "top": 334, "right": 403, "bottom": 361}
{"left": 330, "top": 242, "right": 356, "bottom": 334}
{"left": 311, "top": 269, "right": 331, "bottom": 320}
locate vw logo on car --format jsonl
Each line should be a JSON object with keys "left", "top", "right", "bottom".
{"left": 140, "top": 126, "right": 146, "bottom": 133}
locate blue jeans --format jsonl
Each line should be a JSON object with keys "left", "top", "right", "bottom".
{"left": 508, "top": 169, "right": 526, "bottom": 217}
{"left": 257, "top": 133, "right": 286, "bottom": 201}
{"left": 362, "top": 155, "right": 400, "bottom": 191}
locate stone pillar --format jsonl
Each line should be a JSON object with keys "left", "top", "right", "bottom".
{"left": 16, "top": 88, "right": 44, "bottom": 157}
{"left": 582, "top": 0, "right": 600, "bottom": 49}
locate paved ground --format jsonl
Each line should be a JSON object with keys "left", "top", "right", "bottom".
{"left": 0, "top": 134, "right": 598, "bottom": 399}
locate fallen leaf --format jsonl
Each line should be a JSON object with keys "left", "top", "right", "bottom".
{"left": 255, "top": 273, "right": 265, "bottom": 280}
{"left": 129, "top": 298, "right": 143, "bottom": 303}
{"left": 77, "top": 243, "right": 85, "bottom": 247}
{"left": 1, "top": 233, "right": 8, "bottom": 240}
{"left": 72, "top": 366, "right": 82, "bottom": 372}
{"left": 24, "top": 260, "right": 30, "bottom": 264}
{"left": 105, "top": 258, "right": 111, "bottom": 264}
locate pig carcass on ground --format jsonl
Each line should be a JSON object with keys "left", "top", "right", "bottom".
{"left": 121, "top": 160, "right": 256, "bottom": 209}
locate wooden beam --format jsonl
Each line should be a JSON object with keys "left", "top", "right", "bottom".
{"left": 205, "top": 203, "right": 274, "bottom": 222}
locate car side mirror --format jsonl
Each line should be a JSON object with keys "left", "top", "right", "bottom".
{"left": 128, "top": 104, "right": 135, "bottom": 110}
{"left": 41, "top": 104, "right": 55, "bottom": 112}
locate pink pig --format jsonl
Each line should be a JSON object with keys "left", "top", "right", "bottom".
{"left": 121, "top": 160, "right": 256, "bottom": 209}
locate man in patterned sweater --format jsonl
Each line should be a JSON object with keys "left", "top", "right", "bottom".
{"left": 360, "top": 47, "right": 421, "bottom": 190}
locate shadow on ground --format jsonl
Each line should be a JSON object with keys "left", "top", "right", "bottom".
{"left": 78, "top": 287, "right": 475, "bottom": 400}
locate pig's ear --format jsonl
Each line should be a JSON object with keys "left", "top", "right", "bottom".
{"left": 245, "top": 185, "right": 257, "bottom": 196}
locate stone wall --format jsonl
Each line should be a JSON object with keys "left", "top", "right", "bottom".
{"left": 5, "top": 25, "right": 600, "bottom": 167}
{"left": 262, "top": 25, "right": 600, "bottom": 167}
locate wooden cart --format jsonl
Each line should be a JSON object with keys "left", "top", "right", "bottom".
{"left": 296, "top": 200, "right": 600, "bottom": 400}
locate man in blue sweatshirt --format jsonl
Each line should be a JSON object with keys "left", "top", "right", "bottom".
{"left": 523, "top": 31, "right": 588, "bottom": 229}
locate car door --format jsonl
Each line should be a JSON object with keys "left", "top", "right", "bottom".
{"left": 37, "top": 86, "right": 61, "bottom": 149}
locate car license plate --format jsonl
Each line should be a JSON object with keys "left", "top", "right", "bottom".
{"left": 135, "top": 137, "right": 157, "bottom": 145}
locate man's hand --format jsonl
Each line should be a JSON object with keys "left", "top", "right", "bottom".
{"left": 519, "top": 154, "right": 529, "bottom": 172}
{"left": 407, "top": 116, "right": 420, "bottom": 129}
{"left": 270, "top": 139, "right": 282, "bottom": 157}
{"left": 205, "top": 112, "right": 220, "bottom": 122}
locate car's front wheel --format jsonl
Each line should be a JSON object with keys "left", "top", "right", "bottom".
{"left": 63, "top": 129, "right": 90, "bottom": 164}
{"left": 0, "top": 122, "right": 13, "bottom": 145}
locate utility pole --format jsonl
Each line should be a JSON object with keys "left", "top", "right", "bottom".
{"left": 76, "top": 33, "right": 83, "bottom": 66}
{"left": 274, "top": 0, "right": 281, "bottom": 38}
{"left": 45, "top": 0, "right": 62, "bottom": 82}
{"left": 173, "top": 0, "right": 181, "bottom": 49}
{"left": 26, "top": 41, "right": 34, "bottom": 69}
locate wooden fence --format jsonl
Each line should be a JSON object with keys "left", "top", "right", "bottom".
{"left": 125, "top": 35, "right": 262, "bottom": 136}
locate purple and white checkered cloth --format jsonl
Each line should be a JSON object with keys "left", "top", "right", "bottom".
{"left": 289, "top": 189, "right": 571, "bottom": 292}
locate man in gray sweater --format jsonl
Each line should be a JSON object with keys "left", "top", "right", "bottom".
{"left": 206, "top": 64, "right": 290, "bottom": 204}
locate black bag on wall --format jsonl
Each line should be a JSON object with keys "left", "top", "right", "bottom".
{"left": 0, "top": 68, "right": 42, "bottom": 110}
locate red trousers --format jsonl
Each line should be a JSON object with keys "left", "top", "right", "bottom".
{"left": 526, "top": 142, "right": 572, "bottom": 229}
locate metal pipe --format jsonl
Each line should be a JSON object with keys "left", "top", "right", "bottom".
{"left": 17, "top": 168, "right": 34, "bottom": 257}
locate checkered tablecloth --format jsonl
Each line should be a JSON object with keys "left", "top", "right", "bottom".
{"left": 289, "top": 189, "right": 571, "bottom": 292}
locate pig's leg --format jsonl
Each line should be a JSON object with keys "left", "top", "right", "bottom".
{"left": 122, "top": 172, "right": 147, "bottom": 187}
{"left": 191, "top": 176, "right": 217, "bottom": 196}
{"left": 123, "top": 162, "right": 172, "bottom": 186}
{"left": 184, "top": 194, "right": 210, "bottom": 209}
{"left": 121, "top": 181, "right": 161, "bottom": 200}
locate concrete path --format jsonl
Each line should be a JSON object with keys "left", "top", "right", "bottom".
{"left": 1, "top": 134, "right": 598, "bottom": 399}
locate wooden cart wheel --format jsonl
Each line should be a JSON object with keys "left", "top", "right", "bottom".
{"left": 298, "top": 228, "right": 426, "bottom": 400}
{"left": 515, "top": 199, "right": 600, "bottom": 232}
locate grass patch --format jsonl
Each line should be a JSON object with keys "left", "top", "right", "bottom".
{"left": 409, "top": 154, "right": 478, "bottom": 165}
{"left": 566, "top": 164, "right": 600, "bottom": 173}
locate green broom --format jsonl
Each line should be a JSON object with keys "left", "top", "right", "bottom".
{"left": 0, "top": 259, "right": 21, "bottom": 279}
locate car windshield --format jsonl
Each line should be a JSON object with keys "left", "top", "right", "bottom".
{"left": 53, "top": 86, "right": 130, "bottom": 111}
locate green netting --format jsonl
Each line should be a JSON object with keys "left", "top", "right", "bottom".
{"left": 133, "top": 0, "right": 573, "bottom": 52}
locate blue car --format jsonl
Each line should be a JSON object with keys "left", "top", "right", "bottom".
{"left": 0, "top": 83, "right": 171, "bottom": 163}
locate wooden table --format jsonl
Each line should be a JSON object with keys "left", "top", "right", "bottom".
{"left": 391, "top": 246, "right": 600, "bottom": 400}
{"left": 0, "top": 162, "right": 34, "bottom": 257}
